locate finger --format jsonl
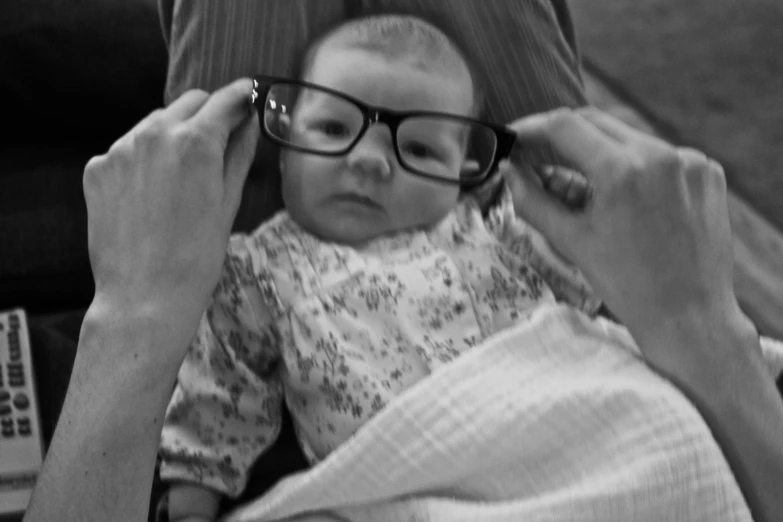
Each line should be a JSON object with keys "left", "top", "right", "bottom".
{"left": 537, "top": 165, "right": 591, "bottom": 210}
{"left": 544, "top": 166, "right": 574, "bottom": 195}
{"left": 677, "top": 146, "right": 709, "bottom": 164}
{"left": 163, "top": 89, "right": 211, "bottom": 122}
{"left": 223, "top": 110, "right": 260, "bottom": 228}
{"left": 537, "top": 164, "right": 555, "bottom": 189}
{"left": 500, "top": 160, "right": 581, "bottom": 254}
{"left": 577, "top": 106, "right": 670, "bottom": 150}
{"left": 564, "top": 173, "right": 591, "bottom": 208}
{"left": 507, "top": 108, "right": 626, "bottom": 181}
{"left": 191, "top": 78, "right": 255, "bottom": 145}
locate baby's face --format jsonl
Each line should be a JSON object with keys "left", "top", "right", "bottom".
{"left": 280, "top": 45, "right": 475, "bottom": 246}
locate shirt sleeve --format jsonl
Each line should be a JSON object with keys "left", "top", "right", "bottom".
{"left": 484, "top": 182, "right": 602, "bottom": 316}
{"left": 159, "top": 235, "right": 284, "bottom": 498}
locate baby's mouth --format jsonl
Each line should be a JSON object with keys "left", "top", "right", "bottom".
{"left": 332, "top": 193, "right": 383, "bottom": 210}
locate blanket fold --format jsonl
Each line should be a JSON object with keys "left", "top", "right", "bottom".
{"left": 226, "top": 304, "right": 772, "bottom": 522}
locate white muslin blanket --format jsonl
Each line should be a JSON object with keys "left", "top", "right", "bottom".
{"left": 226, "top": 303, "right": 783, "bottom": 522}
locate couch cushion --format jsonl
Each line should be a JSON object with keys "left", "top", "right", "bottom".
{"left": 0, "top": 147, "right": 95, "bottom": 312}
{"left": 1, "top": 0, "right": 167, "bottom": 311}
{"left": 0, "top": 0, "right": 167, "bottom": 147}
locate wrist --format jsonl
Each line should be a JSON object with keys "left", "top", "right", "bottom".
{"left": 82, "top": 295, "right": 202, "bottom": 373}
{"left": 643, "top": 301, "right": 763, "bottom": 397}
{"left": 34, "top": 302, "right": 189, "bottom": 522}
{"left": 69, "top": 300, "right": 200, "bottom": 431}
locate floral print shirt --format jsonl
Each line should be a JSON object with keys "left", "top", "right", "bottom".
{"left": 159, "top": 188, "right": 600, "bottom": 497}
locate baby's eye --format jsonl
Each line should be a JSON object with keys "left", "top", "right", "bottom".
{"left": 316, "top": 120, "right": 350, "bottom": 137}
{"left": 401, "top": 141, "right": 436, "bottom": 160}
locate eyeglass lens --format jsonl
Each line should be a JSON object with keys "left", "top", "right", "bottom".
{"left": 262, "top": 83, "right": 498, "bottom": 182}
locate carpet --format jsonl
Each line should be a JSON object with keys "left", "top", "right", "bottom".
{"left": 571, "top": 0, "right": 783, "bottom": 232}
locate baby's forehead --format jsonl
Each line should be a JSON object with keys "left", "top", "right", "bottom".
{"left": 304, "top": 46, "right": 475, "bottom": 112}
{"left": 295, "top": 15, "right": 482, "bottom": 114}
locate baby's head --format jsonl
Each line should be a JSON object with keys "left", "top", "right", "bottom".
{"left": 276, "top": 14, "right": 484, "bottom": 246}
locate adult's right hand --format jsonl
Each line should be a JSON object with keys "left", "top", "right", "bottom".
{"left": 83, "top": 78, "right": 258, "bottom": 328}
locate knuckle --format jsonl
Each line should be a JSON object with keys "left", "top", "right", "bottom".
{"left": 106, "top": 133, "right": 129, "bottom": 155}
{"left": 623, "top": 153, "right": 650, "bottom": 177}
{"left": 173, "top": 125, "right": 219, "bottom": 158}
{"left": 706, "top": 158, "right": 727, "bottom": 189}
{"left": 661, "top": 150, "right": 684, "bottom": 175}
{"left": 574, "top": 105, "right": 599, "bottom": 119}
{"left": 677, "top": 147, "right": 720, "bottom": 189}
{"left": 140, "top": 112, "right": 169, "bottom": 136}
{"left": 678, "top": 146, "right": 706, "bottom": 161}
{"left": 641, "top": 146, "right": 683, "bottom": 180}
{"left": 175, "top": 125, "right": 208, "bottom": 148}
{"left": 183, "top": 88, "right": 209, "bottom": 100}
{"left": 677, "top": 147, "right": 706, "bottom": 171}
{"left": 545, "top": 107, "right": 577, "bottom": 133}
{"left": 84, "top": 154, "right": 105, "bottom": 174}
{"left": 611, "top": 154, "right": 648, "bottom": 197}
{"left": 83, "top": 155, "right": 106, "bottom": 191}
{"left": 148, "top": 108, "right": 166, "bottom": 121}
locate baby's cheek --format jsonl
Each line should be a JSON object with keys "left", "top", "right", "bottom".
{"left": 397, "top": 180, "right": 459, "bottom": 226}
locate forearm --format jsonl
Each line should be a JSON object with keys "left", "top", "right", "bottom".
{"left": 654, "top": 310, "right": 783, "bottom": 522}
{"left": 24, "top": 303, "right": 196, "bottom": 522}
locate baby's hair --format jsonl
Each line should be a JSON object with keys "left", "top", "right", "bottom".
{"left": 293, "top": 14, "right": 485, "bottom": 117}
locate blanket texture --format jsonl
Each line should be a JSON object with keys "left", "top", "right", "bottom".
{"left": 225, "top": 303, "right": 781, "bottom": 522}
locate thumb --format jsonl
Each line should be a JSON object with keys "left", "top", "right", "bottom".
{"left": 223, "top": 110, "right": 260, "bottom": 222}
{"left": 501, "top": 160, "right": 581, "bottom": 255}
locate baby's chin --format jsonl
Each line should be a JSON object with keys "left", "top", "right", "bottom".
{"left": 301, "top": 216, "right": 391, "bottom": 247}
{"left": 292, "top": 209, "right": 429, "bottom": 248}
{"left": 286, "top": 200, "right": 453, "bottom": 247}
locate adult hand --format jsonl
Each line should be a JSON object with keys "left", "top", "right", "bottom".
{"left": 83, "top": 78, "right": 258, "bottom": 329}
{"left": 502, "top": 107, "right": 747, "bottom": 376}
{"left": 23, "top": 79, "right": 259, "bottom": 522}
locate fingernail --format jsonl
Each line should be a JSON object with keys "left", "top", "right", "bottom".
{"left": 509, "top": 112, "right": 551, "bottom": 133}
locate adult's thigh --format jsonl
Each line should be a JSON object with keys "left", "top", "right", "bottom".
{"left": 358, "top": 0, "right": 587, "bottom": 121}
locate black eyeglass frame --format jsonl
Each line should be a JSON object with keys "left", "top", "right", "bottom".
{"left": 251, "top": 75, "right": 517, "bottom": 187}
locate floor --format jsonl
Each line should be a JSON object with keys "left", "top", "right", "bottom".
{"left": 584, "top": 72, "right": 783, "bottom": 340}
{"left": 570, "top": 1, "right": 783, "bottom": 233}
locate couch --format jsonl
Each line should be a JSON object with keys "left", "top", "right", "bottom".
{"left": 0, "top": 0, "right": 166, "bottom": 313}
{"left": 0, "top": 0, "right": 278, "bottom": 315}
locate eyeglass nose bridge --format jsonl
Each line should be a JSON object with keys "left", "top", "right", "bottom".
{"left": 355, "top": 108, "right": 400, "bottom": 148}
{"left": 359, "top": 107, "right": 408, "bottom": 150}
{"left": 367, "top": 109, "right": 381, "bottom": 125}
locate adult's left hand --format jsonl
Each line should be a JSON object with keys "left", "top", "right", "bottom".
{"left": 501, "top": 107, "right": 745, "bottom": 376}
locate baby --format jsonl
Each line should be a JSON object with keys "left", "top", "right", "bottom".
{"left": 159, "top": 14, "right": 598, "bottom": 521}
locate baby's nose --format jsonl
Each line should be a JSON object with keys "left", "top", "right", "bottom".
{"left": 346, "top": 131, "right": 393, "bottom": 180}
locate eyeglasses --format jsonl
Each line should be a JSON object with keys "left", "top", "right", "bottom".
{"left": 251, "top": 75, "right": 517, "bottom": 187}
